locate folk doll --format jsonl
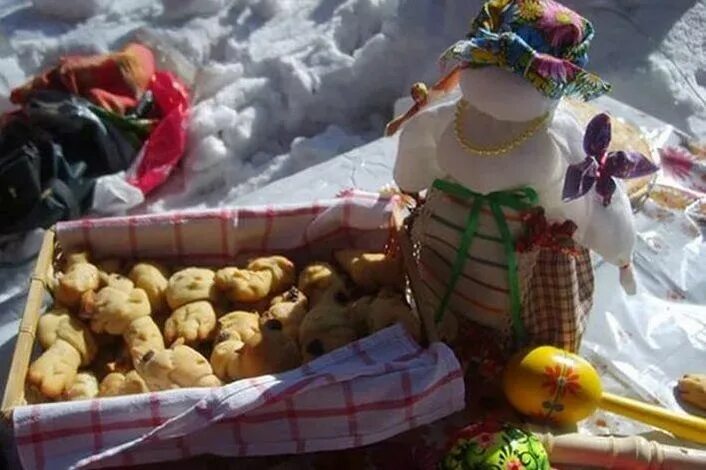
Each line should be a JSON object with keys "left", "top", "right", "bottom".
{"left": 388, "top": 0, "right": 657, "bottom": 365}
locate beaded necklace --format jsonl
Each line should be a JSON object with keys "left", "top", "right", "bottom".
{"left": 453, "top": 99, "right": 550, "bottom": 157}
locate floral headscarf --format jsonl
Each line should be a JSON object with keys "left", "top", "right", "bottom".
{"left": 441, "top": 0, "right": 611, "bottom": 101}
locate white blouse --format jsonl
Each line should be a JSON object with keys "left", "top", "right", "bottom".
{"left": 393, "top": 95, "right": 636, "bottom": 268}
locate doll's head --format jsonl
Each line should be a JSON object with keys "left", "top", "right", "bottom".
{"left": 443, "top": 0, "right": 609, "bottom": 102}
{"left": 459, "top": 66, "right": 559, "bottom": 122}
{"left": 386, "top": 1, "right": 611, "bottom": 135}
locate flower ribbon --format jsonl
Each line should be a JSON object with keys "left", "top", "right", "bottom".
{"left": 431, "top": 179, "right": 538, "bottom": 345}
{"left": 516, "top": 208, "right": 578, "bottom": 254}
{"left": 562, "top": 113, "right": 659, "bottom": 206}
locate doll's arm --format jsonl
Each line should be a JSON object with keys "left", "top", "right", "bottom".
{"left": 557, "top": 183, "right": 636, "bottom": 269}
{"left": 580, "top": 188, "right": 637, "bottom": 294}
{"left": 552, "top": 184, "right": 637, "bottom": 294}
{"left": 546, "top": 110, "right": 637, "bottom": 293}
{"left": 392, "top": 103, "right": 453, "bottom": 193}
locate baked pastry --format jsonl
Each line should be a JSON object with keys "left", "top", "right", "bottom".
{"left": 123, "top": 315, "right": 165, "bottom": 356}
{"left": 297, "top": 262, "right": 349, "bottom": 306}
{"left": 133, "top": 344, "right": 222, "bottom": 391}
{"left": 211, "top": 317, "right": 301, "bottom": 381}
{"left": 209, "top": 311, "right": 258, "bottom": 381}
{"left": 30, "top": 247, "right": 418, "bottom": 399}
{"left": 166, "top": 267, "right": 217, "bottom": 310}
{"left": 99, "top": 370, "right": 149, "bottom": 397}
{"left": 164, "top": 300, "right": 217, "bottom": 346}
{"left": 334, "top": 249, "right": 404, "bottom": 292}
{"left": 29, "top": 339, "right": 82, "bottom": 398}
{"left": 99, "top": 272, "right": 134, "bottom": 293}
{"left": 215, "top": 268, "right": 271, "bottom": 302}
{"left": 63, "top": 371, "right": 99, "bottom": 401}
{"left": 214, "top": 256, "right": 295, "bottom": 303}
{"left": 352, "top": 288, "right": 422, "bottom": 342}
{"left": 246, "top": 256, "right": 295, "bottom": 294}
{"left": 28, "top": 309, "right": 97, "bottom": 398}
{"left": 215, "top": 311, "right": 261, "bottom": 344}
{"left": 83, "top": 286, "right": 152, "bottom": 335}
{"left": 129, "top": 262, "right": 169, "bottom": 313}
{"left": 54, "top": 256, "right": 100, "bottom": 308}
{"left": 261, "top": 287, "right": 308, "bottom": 343}
{"left": 677, "top": 374, "right": 706, "bottom": 411}
{"left": 299, "top": 297, "right": 357, "bottom": 363}
{"left": 255, "top": 318, "right": 302, "bottom": 374}
{"left": 82, "top": 285, "right": 165, "bottom": 367}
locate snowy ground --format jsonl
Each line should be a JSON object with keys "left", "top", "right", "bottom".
{"left": 0, "top": 0, "right": 704, "bottom": 213}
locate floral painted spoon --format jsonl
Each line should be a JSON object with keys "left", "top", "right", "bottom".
{"left": 503, "top": 346, "right": 706, "bottom": 445}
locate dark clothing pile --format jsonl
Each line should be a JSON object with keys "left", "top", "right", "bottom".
{"left": 0, "top": 43, "right": 189, "bottom": 235}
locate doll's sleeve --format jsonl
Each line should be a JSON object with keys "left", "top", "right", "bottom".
{"left": 392, "top": 104, "right": 451, "bottom": 193}
{"left": 576, "top": 186, "right": 635, "bottom": 267}
{"left": 547, "top": 110, "right": 636, "bottom": 267}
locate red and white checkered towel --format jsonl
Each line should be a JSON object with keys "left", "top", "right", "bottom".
{"left": 14, "top": 325, "right": 463, "bottom": 469}
{"left": 54, "top": 190, "right": 401, "bottom": 264}
{"left": 13, "top": 193, "right": 464, "bottom": 469}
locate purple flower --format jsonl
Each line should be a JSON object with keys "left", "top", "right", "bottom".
{"left": 562, "top": 113, "right": 659, "bottom": 206}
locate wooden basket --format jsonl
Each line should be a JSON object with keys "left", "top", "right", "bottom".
{"left": 1, "top": 203, "right": 424, "bottom": 419}
{"left": 2, "top": 228, "right": 56, "bottom": 419}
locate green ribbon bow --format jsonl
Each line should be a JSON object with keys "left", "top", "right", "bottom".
{"left": 431, "top": 179, "right": 538, "bottom": 344}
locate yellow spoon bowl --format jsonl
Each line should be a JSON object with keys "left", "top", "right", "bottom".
{"left": 503, "top": 346, "right": 706, "bottom": 445}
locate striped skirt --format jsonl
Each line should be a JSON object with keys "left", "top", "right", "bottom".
{"left": 412, "top": 183, "right": 593, "bottom": 354}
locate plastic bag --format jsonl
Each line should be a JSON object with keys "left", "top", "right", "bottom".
{"left": 126, "top": 71, "right": 189, "bottom": 194}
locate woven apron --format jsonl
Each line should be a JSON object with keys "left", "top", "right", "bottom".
{"left": 412, "top": 179, "right": 593, "bottom": 360}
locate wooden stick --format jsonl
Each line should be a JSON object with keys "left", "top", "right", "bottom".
{"left": 537, "top": 432, "right": 706, "bottom": 469}
{"left": 1, "top": 229, "right": 55, "bottom": 419}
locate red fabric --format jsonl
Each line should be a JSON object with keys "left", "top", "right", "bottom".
{"left": 10, "top": 43, "right": 155, "bottom": 115}
{"left": 15, "top": 329, "right": 462, "bottom": 469}
{"left": 518, "top": 245, "right": 594, "bottom": 352}
{"left": 126, "top": 71, "right": 190, "bottom": 194}
{"left": 10, "top": 44, "right": 190, "bottom": 196}
{"left": 516, "top": 208, "right": 579, "bottom": 255}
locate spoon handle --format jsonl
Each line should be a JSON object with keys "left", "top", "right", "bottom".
{"left": 538, "top": 432, "right": 706, "bottom": 469}
{"left": 600, "top": 392, "right": 706, "bottom": 445}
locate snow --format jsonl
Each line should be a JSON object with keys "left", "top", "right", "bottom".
{"left": 161, "top": 0, "right": 230, "bottom": 20}
{"left": 31, "top": 0, "right": 111, "bottom": 20}
{"left": 0, "top": 0, "right": 703, "bottom": 214}
{"left": 578, "top": 0, "right": 706, "bottom": 139}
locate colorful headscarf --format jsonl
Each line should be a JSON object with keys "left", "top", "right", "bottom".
{"left": 441, "top": 0, "right": 611, "bottom": 101}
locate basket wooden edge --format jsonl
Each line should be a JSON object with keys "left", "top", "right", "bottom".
{"left": 391, "top": 203, "right": 439, "bottom": 344}
{"left": 1, "top": 228, "right": 56, "bottom": 421}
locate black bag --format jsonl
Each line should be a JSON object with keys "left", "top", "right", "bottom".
{"left": 0, "top": 91, "right": 141, "bottom": 235}
{"left": 23, "top": 90, "right": 137, "bottom": 177}
{"left": 0, "top": 119, "right": 94, "bottom": 235}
